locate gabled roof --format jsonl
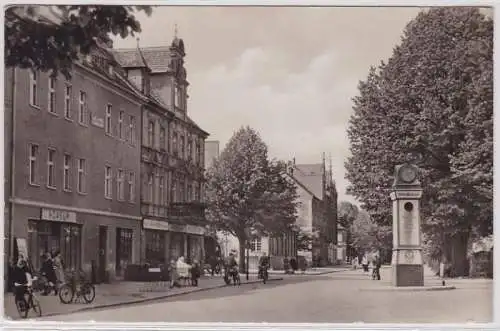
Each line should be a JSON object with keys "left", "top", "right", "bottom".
{"left": 114, "top": 46, "right": 173, "bottom": 73}
{"left": 293, "top": 164, "right": 324, "bottom": 200}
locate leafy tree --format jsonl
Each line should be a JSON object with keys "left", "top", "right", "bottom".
{"left": 350, "top": 210, "right": 391, "bottom": 256}
{"left": 5, "top": 5, "right": 152, "bottom": 78}
{"left": 337, "top": 201, "right": 359, "bottom": 259}
{"left": 205, "top": 126, "right": 298, "bottom": 272}
{"left": 345, "top": 7, "right": 493, "bottom": 276}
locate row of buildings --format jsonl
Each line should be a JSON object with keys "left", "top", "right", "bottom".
{"left": 205, "top": 142, "right": 345, "bottom": 270}
{"left": 4, "top": 9, "right": 210, "bottom": 284}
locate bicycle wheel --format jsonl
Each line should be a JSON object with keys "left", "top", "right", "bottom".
{"left": 31, "top": 296, "right": 42, "bottom": 317}
{"left": 15, "top": 299, "right": 28, "bottom": 319}
{"left": 58, "top": 284, "right": 74, "bottom": 304}
{"left": 81, "top": 283, "right": 96, "bottom": 303}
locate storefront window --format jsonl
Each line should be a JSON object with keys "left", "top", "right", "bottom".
{"left": 169, "top": 232, "right": 184, "bottom": 261}
{"left": 28, "top": 220, "right": 81, "bottom": 271}
{"left": 61, "top": 224, "right": 82, "bottom": 271}
{"left": 145, "top": 230, "right": 165, "bottom": 265}
{"left": 116, "top": 228, "right": 133, "bottom": 276}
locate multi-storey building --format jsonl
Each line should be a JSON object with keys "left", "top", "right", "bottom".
{"left": 5, "top": 44, "right": 144, "bottom": 283}
{"left": 5, "top": 8, "right": 210, "bottom": 288}
{"left": 115, "top": 36, "right": 209, "bottom": 265}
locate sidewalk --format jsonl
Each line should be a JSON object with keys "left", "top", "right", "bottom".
{"left": 3, "top": 274, "right": 281, "bottom": 320}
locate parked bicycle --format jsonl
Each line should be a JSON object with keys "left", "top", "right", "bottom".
{"left": 59, "top": 269, "right": 95, "bottom": 304}
{"left": 14, "top": 277, "right": 42, "bottom": 319}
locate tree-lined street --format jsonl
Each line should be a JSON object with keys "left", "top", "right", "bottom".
{"left": 36, "top": 269, "right": 492, "bottom": 323}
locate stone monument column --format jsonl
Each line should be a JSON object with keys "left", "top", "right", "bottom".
{"left": 390, "top": 162, "right": 424, "bottom": 287}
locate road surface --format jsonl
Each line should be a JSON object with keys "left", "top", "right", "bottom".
{"left": 37, "top": 269, "right": 492, "bottom": 323}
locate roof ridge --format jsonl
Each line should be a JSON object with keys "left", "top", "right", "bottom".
{"left": 115, "top": 45, "right": 172, "bottom": 51}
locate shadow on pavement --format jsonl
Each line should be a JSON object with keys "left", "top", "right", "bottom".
{"left": 130, "top": 275, "right": 332, "bottom": 306}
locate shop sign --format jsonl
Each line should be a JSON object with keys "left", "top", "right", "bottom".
{"left": 169, "top": 223, "right": 186, "bottom": 233}
{"left": 41, "top": 208, "right": 77, "bottom": 223}
{"left": 185, "top": 225, "right": 206, "bottom": 236}
{"left": 143, "top": 219, "right": 169, "bottom": 231}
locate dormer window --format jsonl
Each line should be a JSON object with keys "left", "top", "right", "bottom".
{"left": 174, "top": 85, "right": 182, "bottom": 109}
{"left": 108, "top": 65, "right": 114, "bottom": 76}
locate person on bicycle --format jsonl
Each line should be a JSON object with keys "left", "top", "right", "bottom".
{"left": 12, "top": 258, "right": 31, "bottom": 309}
{"left": 40, "top": 252, "right": 58, "bottom": 295}
{"left": 224, "top": 250, "right": 238, "bottom": 279}
{"left": 258, "top": 252, "right": 270, "bottom": 278}
{"left": 372, "top": 254, "right": 382, "bottom": 280}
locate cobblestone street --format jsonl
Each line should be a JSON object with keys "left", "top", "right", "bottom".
{"left": 25, "top": 268, "right": 492, "bottom": 323}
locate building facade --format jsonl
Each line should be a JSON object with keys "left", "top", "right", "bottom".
{"left": 115, "top": 37, "right": 209, "bottom": 266}
{"left": 5, "top": 47, "right": 144, "bottom": 283}
{"left": 5, "top": 9, "right": 210, "bottom": 286}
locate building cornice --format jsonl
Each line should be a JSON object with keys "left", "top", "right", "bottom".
{"left": 10, "top": 197, "right": 142, "bottom": 221}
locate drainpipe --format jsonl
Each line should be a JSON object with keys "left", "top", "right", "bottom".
{"left": 7, "top": 68, "right": 17, "bottom": 290}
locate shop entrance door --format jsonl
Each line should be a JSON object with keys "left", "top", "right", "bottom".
{"left": 98, "top": 226, "right": 107, "bottom": 283}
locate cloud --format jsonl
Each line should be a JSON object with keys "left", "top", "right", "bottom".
{"left": 188, "top": 46, "right": 359, "bottom": 204}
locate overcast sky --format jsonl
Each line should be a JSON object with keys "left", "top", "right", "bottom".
{"left": 113, "top": 6, "right": 424, "bottom": 205}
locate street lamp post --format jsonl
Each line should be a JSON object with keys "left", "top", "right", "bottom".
{"left": 246, "top": 240, "right": 250, "bottom": 280}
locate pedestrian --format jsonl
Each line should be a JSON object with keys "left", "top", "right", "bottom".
{"left": 168, "top": 259, "right": 180, "bottom": 288}
{"left": 290, "top": 256, "right": 298, "bottom": 274}
{"left": 362, "top": 254, "right": 369, "bottom": 273}
{"left": 283, "top": 256, "right": 290, "bottom": 274}
{"left": 352, "top": 256, "right": 358, "bottom": 270}
{"left": 190, "top": 259, "right": 201, "bottom": 286}
{"left": 52, "top": 250, "right": 65, "bottom": 286}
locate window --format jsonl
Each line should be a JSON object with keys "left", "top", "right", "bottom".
{"left": 179, "top": 179, "right": 185, "bottom": 202}
{"left": 128, "top": 172, "right": 135, "bottom": 203}
{"left": 174, "top": 85, "right": 182, "bottom": 108}
{"left": 47, "top": 149, "right": 56, "bottom": 188}
{"left": 117, "top": 169, "right": 125, "bottom": 201}
{"left": 193, "top": 181, "right": 199, "bottom": 201}
{"left": 64, "top": 85, "right": 72, "bottom": 119}
{"left": 187, "top": 140, "right": 193, "bottom": 160}
{"left": 180, "top": 136, "right": 185, "bottom": 159}
{"left": 128, "top": 115, "right": 136, "bottom": 144}
{"left": 29, "top": 70, "right": 39, "bottom": 107}
{"left": 250, "top": 238, "right": 262, "bottom": 252}
{"left": 159, "top": 176, "right": 165, "bottom": 206}
{"left": 118, "top": 111, "right": 124, "bottom": 139}
{"left": 195, "top": 142, "right": 201, "bottom": 165}
{"left": 159, "top": 127, "right": 166, "bottom": 151}
{"left": 171, "top": 179, "right": 177, "bottom": 203}
{"left": 173, "top": 133, "right": 178, "bottom": 156}
{"left": 77, "top": 158, "right": 86, "bottom": 193}
{"left": 79, "top": 91, "right": 87, "bottom": 124}
{"left": 147, "top": 174, "right": 154, "bottom": 203}
{"left": 197, "top": 141, "right": 203, "bottom": 165}
{"left": 48, "top": 77, "right": 56, "bottom": 114}
{"left": 28, "top": 144, "right": 39, "bottom": 185}
{"left": 105, "top": 104, "right": 112, "bottom": 135}
{"left": 63, "top": 154, "right": 71, "bottom": 191}
{"left": 187, "top": 181, "right": 192, "bottom": 202}
{"left": 145, "top": 230, "right": 165, "bottom": 264}
{"left": 148, "top": 120, "right": 155, "bottom": 147}
{"left": 105, "top": 166, "right": 112, "bottom": 199}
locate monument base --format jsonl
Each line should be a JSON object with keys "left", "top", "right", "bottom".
{"left": 392, "top": 264, "right": 424, "bottom": 287}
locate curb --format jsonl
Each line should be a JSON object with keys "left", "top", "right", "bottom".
{"left": 36, "top": 277, "right": 284, "bottom": 319}
{"left": 359, "top": 285, "right": 457, "bottom": 292}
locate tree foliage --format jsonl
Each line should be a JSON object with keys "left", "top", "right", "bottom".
{"left": 205, "top": 126, "right": 299, "bottom": 270}
{"left": 337, "top": 201, "right": 359, "bottom": 229}
{"left": 5, "top": 5, "right": 152, "bottom": 78}
{"left": 350, "top": 210, "right": 391, "bottom": 254}
{"left": 345, "top": 8, "right": 493, "bottom": 274}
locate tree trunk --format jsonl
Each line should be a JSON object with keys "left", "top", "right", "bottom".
{"left": 238, "top": 237, "right": 246, "bottom": 274}
{"left": 451, "top": 231, "right": 470, "bottom": 277}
